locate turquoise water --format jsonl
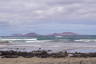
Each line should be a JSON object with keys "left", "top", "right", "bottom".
{"left": 1, "top": 35, "right": 96, "bottom": 40}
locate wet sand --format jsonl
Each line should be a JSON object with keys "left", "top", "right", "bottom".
{"left": 0, "top": 57, "right": 96, "bottom": 64}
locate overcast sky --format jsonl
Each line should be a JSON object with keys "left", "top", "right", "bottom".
{"left": 0, "top": 0, "right": 96, "bottom": 35}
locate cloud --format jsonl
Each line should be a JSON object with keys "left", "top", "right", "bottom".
{"left": 0, "top": 0, "right": 96, "bottom": 21}
{"left": 0, "top": 0, "right": 96, "bottom": 35}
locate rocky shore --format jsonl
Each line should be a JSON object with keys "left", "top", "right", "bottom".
{"left": 1, "top": 50, "right": 96, "bottom": 58}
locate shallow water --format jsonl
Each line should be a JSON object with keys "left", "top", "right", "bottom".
{"left": 0, "top": 40, "right": 96, "bottom": 53}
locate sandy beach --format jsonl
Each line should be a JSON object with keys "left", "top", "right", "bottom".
{"left": 0, "top": 57, "right": 96, "bottom": 64}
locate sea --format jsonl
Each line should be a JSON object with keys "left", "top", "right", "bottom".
{"left": 0, "top": 35, "right": 96, "bottom": 53}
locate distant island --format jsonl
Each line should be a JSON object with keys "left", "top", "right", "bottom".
{"left": 12, "top": 32, "right": 78, "bottom": 37}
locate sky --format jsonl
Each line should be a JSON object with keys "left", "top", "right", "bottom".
{"left": 0, "top": 0, "right": 96, "bottom": 35}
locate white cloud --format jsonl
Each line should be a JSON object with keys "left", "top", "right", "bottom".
{"left": 0, "top": 0, "right": 96, "bottom": 28}
{"left": 0, "top": 0, "right": 96, "bottom": 22}
{"left": 0, "top": 0, "right": 96, "bottom": 35}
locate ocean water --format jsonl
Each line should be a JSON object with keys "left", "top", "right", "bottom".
{"left": 1, "top": 41, "right": 96, "bottom": 53}
{"left": 0, "top": 36, "right": 96, "bottom": 53}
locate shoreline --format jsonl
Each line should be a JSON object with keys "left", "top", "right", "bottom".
{"left": 1, "top": 50, "right": 96, "bottom": 58}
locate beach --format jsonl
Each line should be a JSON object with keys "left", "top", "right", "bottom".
{"left": 0, "top": 39, "right": 96, "bottom": 64}
{"left": 0, "top": 57, "right": 96, "bottom": 64}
